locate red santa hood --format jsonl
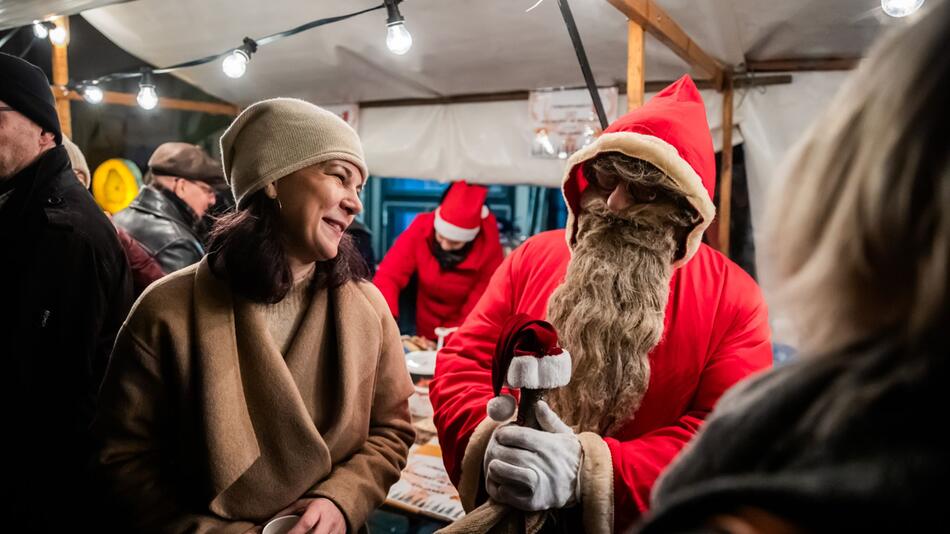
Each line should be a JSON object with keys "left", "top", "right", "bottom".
{"left": 561, "top": 75, "right": 717, "bottom": 268}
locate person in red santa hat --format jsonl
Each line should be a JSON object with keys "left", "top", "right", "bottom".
{"left": 429, "top": 75, "right": 772, "bottom": 533}
{"left": 374, "top": 180, "right": 504, "bottom": 341}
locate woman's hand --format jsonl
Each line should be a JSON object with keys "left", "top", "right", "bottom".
{"left": 274, "top": 497, "right": 346, "bottom": 534}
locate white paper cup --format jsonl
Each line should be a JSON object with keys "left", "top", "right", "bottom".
{"left": 262, "top": 514, "right": 300, "bottom": 534}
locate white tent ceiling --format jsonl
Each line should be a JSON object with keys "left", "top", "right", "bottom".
{"left": 70, "top": 0, "right": 895, "bottom": 107}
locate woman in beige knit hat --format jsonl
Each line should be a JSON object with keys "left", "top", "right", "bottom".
{"left": 94, "top": 98, "right": 414, "bottom": 534}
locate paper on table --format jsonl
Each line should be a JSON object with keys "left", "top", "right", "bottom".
{"left": 386, "top": 437, "right": 465, "bottom": 523}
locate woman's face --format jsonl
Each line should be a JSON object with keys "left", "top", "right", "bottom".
{"left": 274, "top": 160, "right": 364, "bottom": 263}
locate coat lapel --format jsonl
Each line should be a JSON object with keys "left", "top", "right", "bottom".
{"left": 191, "top": 259, "right": 261, "bottom": 502}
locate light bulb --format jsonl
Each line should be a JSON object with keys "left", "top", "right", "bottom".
{"left": 32, "top": 22, "right": 49, "bottom": 39}
{"left": 881, "top": 0, "right": 925, "bottom": 17}
{"left": 82, "top": 84, "right": 104, "bottom": 104}
{"left": 386, "top": 21, "right": 412, "bottom": 55}
{"left": 137, "top": 84, "right": 158, "bottom": 110}
{"left": 222, "top": 49, "right": 249, "bottom": 78}
{"left": 49, "top": 25, "right": 68, "bottom": 46}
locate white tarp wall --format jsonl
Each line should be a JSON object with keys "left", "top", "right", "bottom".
{"left": 360, "top": 70, "right": 851, "bottom": 255}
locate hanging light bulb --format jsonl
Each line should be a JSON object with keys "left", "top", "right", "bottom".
{"left": 881, "top": 0, "right": 925, "bottom": 17}
{"left": 222, "top": 49, "right": 250, "bottom": 78}
{"left": 386, "top": 22, "right": 413, "bottom": 55}
{"left": 32, "top": 21, "right": 50, "bottom": 39}
{"left": 137, "top": 71, "right": 158, "bottom": 110}
{"left": 384, "top": 0, "right": 413, "bottom": 55}
{"left": 49, "top": 24, "right": 68, "bottom": 46}
{"left": 81, "top": 83, "right": 104, "bottom": 104}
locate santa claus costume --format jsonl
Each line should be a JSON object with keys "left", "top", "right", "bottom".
{"left": 429, "top": 76, "right": 773, "bottom": 533}
{"left": 374, "top": 181, "right": 504, "bottom": 340}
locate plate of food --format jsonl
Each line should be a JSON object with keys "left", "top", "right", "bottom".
{"left": 405, "top": 350, "right": 437, "bottom": 377}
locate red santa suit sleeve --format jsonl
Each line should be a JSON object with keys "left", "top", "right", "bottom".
{"left": 373, "top": 216, "right": 425, "bottom": 318}
{"left": 459, "top": 213, "right": 504, "bottom": 319}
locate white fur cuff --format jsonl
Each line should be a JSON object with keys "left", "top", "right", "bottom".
{"left": 507, "top": 350, "right": 572, "bottom": 389}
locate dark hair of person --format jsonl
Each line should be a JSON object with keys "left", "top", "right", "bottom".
{"left": 206, "top": 191, "right": 369, "bottom": 303}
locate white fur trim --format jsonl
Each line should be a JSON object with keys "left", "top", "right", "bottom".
{"left": 506, "top": 350, "right": 572, "bottom": 389}
{"left": 486, "top": 394, "right": 516, "bottom": 422}
{"left": 481, "top": 205, "right": 489, "bottom": 219}
{"left": 458, "top": 417, "right": 503, "bottom": 511}
{"left": 562, "top": 131, "right": 716, "bottom": 269}
{"left": 434, "top": 207, "right": 480, "bottom": 242}
{"left": 578, "top": 432, "right": 614, "bottom": 533}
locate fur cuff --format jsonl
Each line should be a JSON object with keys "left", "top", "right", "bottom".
{"left": 457, "top": 416, "right": 504, "bottom": 511}
{"left": 577, "top": 432, "right": 614, "bottom": 534}
{"left": 507, "top": 350, "right": 572, "bottom": 389}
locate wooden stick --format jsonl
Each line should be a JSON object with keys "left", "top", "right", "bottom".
{"left": 52, "top": 86, "right": 239, "bottom": 116}
{"left": 627, "top": 20, "right": 645, "bottom": 110}
{"left": 606, "top": 0, "right": 724, "bottom": 89}
{"left": 717, "top": 73, "right": 734, "bottom": 257}
{"left": 51, "top": 17, "right": 71, "bottom": 138}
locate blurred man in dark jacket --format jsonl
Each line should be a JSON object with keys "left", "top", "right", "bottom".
{"left": 113, "top": 142, "right": 224, "bottom": 274}
{"left": 0, "top": 52, "right": 133, "bottom": 527}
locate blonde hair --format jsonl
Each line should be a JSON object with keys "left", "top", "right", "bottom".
{"left": 764, "top": 1, "right": 950, "bottom": 355}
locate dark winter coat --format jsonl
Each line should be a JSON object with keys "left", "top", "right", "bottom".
{"left": 638, "top": 338, "right": 947, "bottom": 533}
{"left": 0, "top": 145, "right": 133, "bottom": 526}
{"left": 113, "top": 184, "right": 205, "bottom": 274}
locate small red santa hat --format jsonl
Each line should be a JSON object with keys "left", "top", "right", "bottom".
{"left": 434, "top": 181, "right": 490, "bottom": 243}
{"left": 487, "top": 314, "right": 572, "bottom": 422}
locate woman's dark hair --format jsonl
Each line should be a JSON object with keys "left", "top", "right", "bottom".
{"left": 206, "top": 191, "right": 369, "bottom": 303}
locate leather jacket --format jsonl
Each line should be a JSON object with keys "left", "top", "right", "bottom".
{"left": 113, "top": 185, "right": 204, "bottom": 274}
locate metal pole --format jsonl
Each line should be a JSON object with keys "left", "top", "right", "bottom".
{"left": 556, "top": 0, "right": 609, "bottom": 129}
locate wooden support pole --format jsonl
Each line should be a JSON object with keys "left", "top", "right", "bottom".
{"left": 717, "top": 73, "right": 734, "bottom": 257}
{"left": 747, "top": 57, "right": 859, "bottom": 72}
{"left": 51, "top": 16, "right": 71, "bottom": 138}
{"left": 627, "top": 20, "right": 645, "bottom": 110}
{"left": 52, "top": 86, "right": 239, "bottom": 116}
{"left": 607, "top": 0, "right": 724, "bottom": 89}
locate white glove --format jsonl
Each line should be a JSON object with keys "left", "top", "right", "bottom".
{"left": 483, "top": 401, "right": 582, "bottom": 511}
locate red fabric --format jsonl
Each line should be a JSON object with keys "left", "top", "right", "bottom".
{"left": 373, "top": 210, "right": 504, "bottom": 340}
{"left": 430, "top": 232, "right": 771, "bottom": 530}
{"left": 113, "top": 225, "right": 165, "bottom": 296}
{"left": 492, "top": 314, "right": 560, "bottom": 397}
{"left": 564, "top": 75, "right": 716, "bottom": 241}
{"left": 439, "top": 181, "right": 489, "bottom": 230}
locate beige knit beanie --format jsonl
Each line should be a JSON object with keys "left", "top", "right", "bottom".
{"left": 62, "top": 136, "right": 91, "bottom": 188}
{"left": 219, "top": 97, "right": 368, "bottom": 207}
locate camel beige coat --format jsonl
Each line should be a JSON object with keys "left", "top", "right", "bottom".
{"left": 94, "top": 258, "right": 415, "bottom": 533}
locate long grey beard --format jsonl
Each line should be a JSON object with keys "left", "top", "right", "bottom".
{"left": 546, "top": 202, "right": 677, "bottom": 435}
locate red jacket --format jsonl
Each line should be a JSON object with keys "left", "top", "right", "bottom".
{"left": 429, "top": 76, "right": 772, "bottom": 531}
{"left": 374, "top": 211, "right": 503, "bottom": 340}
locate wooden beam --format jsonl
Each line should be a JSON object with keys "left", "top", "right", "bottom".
{"left": 747, "top": 57, "right": 859, "bottom": 72}
{"left": 52, "top": 86, "right": 238, "bottom": 116}
{"left": 627, "top": 20, "right": 645, "bottom": 109}
{"left": 717, "top": 73, "right": 734, "bottom": 257}
{"left": 606, "top": 0, "right": 724, "bottom": 89}
{"left": 51, "top": 16, "right": 71, "bottom": 138}
{"left": 359, "top": 75, "right": 791, "bottom": 109}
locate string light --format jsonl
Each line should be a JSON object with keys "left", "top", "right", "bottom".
{"left": 222, "top": 49, "right": 249, "bottom": 78}
{"left": 49, "top": 23, "right": 68, "bottom": 46}
{"left": 222, "top": 37, "right": 257, "bottom": 78}
{"left": 881, "top": 0, "right": 925, "bottom": 17}
{"left": 81, "top": 83, "right": 104, "bottom": 104}
{"left": 32, "top": 21, "right": 51, "bottom": 39}
{"left": 32, "top": 2, "right": 412, "bottom": 111}
{"left": 385, "top": 0, "right": 412, "bottom": 55}
{"left": 136, "top": 70, "right": 159, "bottom": 110}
